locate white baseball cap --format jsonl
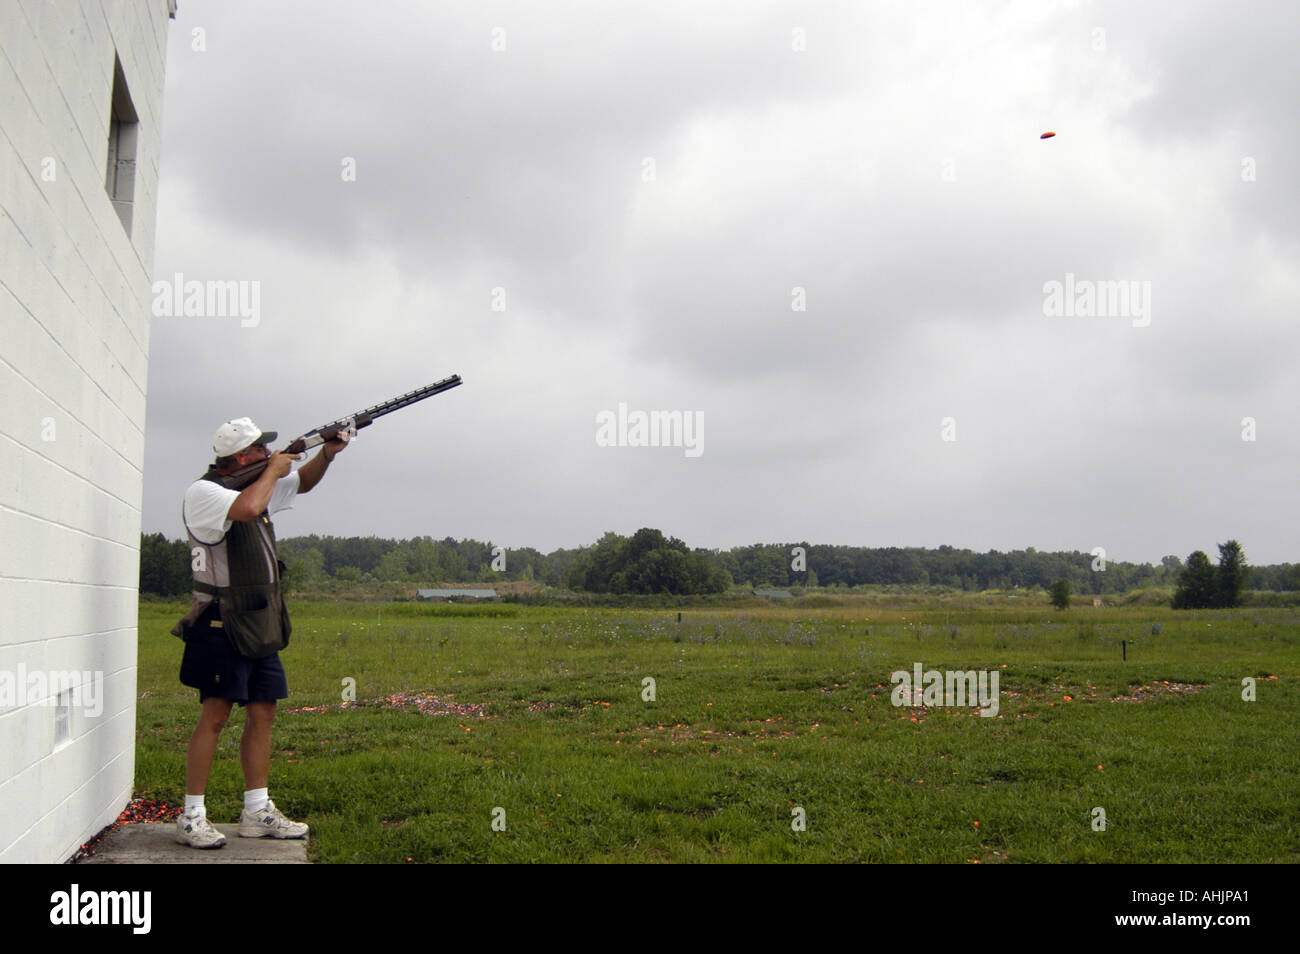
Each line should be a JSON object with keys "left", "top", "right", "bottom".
{"left": 212, "top": 417, "right": 278, "bottom": 457}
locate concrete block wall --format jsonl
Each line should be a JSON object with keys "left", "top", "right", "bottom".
{"left": 0, "top": 0, "right": 172, "bottom": 863}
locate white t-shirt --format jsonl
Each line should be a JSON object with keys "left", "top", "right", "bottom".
{"left": 183, "top": 471, "right": 301, "bottom": 545}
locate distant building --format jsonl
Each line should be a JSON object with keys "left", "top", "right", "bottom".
{"left": 753, "top": 588, "right": 794, "bottom": 600}
{"left": 417, "top": 588, "right": 498, "bottom": 601}
{"left": 0, "top": 0, "right": 176, "bottom": 863}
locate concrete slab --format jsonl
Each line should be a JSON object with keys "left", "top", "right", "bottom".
{"left": 78, "top": 823, "right": 309, "bottom": 864}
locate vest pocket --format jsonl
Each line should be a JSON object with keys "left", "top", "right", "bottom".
{"left": 221, "top": 585, "right": 288, "bottom": 659}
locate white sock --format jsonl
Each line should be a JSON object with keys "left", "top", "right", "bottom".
{"left": 184, "top": 794, "right": 205, "bottom": 816}
{"left": 244, "top": 788, "right": 269, "bottom": 814}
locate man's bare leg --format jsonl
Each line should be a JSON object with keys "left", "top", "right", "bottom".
{"left": 240, "top": 701, "right": 276, "bottom": 790}
{"left": 177, "top": 698, "right": 233, "bottom": 847}
{"left": 234, "top": 700, "right": 305, "bottom": 837}
{"left": 186, "top": 698, "right": 233, "bottom": 794}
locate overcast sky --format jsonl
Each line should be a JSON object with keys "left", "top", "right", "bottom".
{"left": 141, "top": 0, "right": 1300, "bottom": 565}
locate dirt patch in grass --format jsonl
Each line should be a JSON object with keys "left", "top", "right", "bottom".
{"left": 620, "top": 718, "right": 803, "bottom": 744}
{"left": 1111, "top": 681, "right": 1207, "bottom": 703}
{"left": 526, "top": 699, "right": 613, "bottom": 714}
{"left": 1107, "top": 686, "right": 1206, "bottom": 707}
{"left": 1002, "top": 681, "right": 1103, "bottom": 705}
{"left": 288, "top": 691, "right": 488, "bottom": 718}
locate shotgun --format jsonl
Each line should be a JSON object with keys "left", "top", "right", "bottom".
{"left": 219, "top": 374, "right": 463, "bottom": 490}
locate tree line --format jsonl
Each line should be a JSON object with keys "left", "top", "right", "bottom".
{"left": 140, "top": 530, "right": 1300, "bottom": 598}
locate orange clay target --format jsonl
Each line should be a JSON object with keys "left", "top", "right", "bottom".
{"left": 1040, "top": 131, "right": 1056, "bottom": 139}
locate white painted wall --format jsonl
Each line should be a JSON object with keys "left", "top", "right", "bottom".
{"left": 0, "top": 0, "right": 173, "bottom": 863}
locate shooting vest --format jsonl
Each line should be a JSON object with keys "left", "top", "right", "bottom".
{"left": 171, "top": 468, "right": 291, "bottom": 658}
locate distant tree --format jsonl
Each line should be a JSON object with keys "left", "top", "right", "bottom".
{"left": 138, "top": 533, "right": 192, "bottom": 597}
{"left": 1048, "top": 578, "right": 1071, "bottom": 610}
{"left": 561, "top": 529, "right": 729, "bottom": 596}
{"left": 624, "top": 547, "right": 688, "bottom": 594}
{"left": 281, "top": 546, "right": 325, "bottom": 588}
{"left": 437, "top": 543, "right": 469, "bottom": 581}
{"left": 1172, "top": 551, "right": 1216, "bottom": 609}
{"left": 374, "top": 549, "right": 410, "bottom": 582}
{"left": 510, "top": 546, "right": 545, "bottom": 581}
{"left": 543, "top": 547, "right": 583, "bottom": 588}
{"left": 1215, "top": 540, "right": 1248, "bottom": 608}
{"left": 732, "top": 544, "right": 788, "bottom": 587}
{"left": 568, "top": 531, "right": 628, "bottom": 592}
{"left": 709, "top": 565, "right": 734, "bottom": 592}
{"left": 625, "top": 528, "right": 670, "bottom": 564}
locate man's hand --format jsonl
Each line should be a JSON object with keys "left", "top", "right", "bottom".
{"left": 266, "top": 450, "right": 298, "bottom": 478}
{"left": 227, "top": 449, "right": 300, "bottom": 522}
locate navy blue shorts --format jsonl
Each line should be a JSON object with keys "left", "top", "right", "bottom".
{"left": 180, "top": 609, "right": 289, "bottom": 705}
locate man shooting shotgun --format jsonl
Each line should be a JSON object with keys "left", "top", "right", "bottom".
{"left": 171, "top": 375, "right": 461, "bottom": 848}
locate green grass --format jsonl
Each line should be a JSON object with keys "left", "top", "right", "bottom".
{"left": 135, "top": 600, "right": 1300, "bottom": 862}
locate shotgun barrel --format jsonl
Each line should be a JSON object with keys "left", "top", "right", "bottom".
{"left": 219, "top": 374, "right": 463, "bottom": 489}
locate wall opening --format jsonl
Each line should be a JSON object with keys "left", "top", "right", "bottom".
{"left": 105, "top": 54, "right": 138, "bottom": 235}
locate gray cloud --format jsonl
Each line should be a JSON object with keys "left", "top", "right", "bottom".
{"left": 143, "top": 0, "right": 1300, "bottom": 565}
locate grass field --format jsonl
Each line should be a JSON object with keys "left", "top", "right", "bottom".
{"left": 135, "top": 598, "right": 1300, "bottom": 862}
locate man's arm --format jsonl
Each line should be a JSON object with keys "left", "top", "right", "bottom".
{"left": 227, "top": 451, "right": 297, "bottom": 521}
{"left": 296, "top": 438, "right": 347, "bottom": 495}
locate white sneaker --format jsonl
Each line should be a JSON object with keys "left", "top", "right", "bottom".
{"left": 175, "top": 810, "right": 227, "bottom": 849}
{"left": 238, "top": 798, "right": 308, "bottom": 839}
